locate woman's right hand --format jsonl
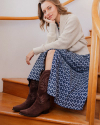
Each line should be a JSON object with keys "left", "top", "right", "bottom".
{"left": 43, "top": 15, "right": 55, "bottom": 24}
{"left": 26, "top": 50, "right": 34, "bottom": 65}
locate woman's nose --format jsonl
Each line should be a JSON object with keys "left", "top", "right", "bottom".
{"left": 46, "top": 11, "right": 50, "bottom": 17}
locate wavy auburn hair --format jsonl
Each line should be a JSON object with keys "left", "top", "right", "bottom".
{"left": 38, "top": 0, "right": 72, "bottom": 31}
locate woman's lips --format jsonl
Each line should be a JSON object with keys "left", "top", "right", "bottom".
{"left": 49, "top": 15, "right": 52, "bottom": 19}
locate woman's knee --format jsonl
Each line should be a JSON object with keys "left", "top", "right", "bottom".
{"left": 45, "top": 50, "right": 56, "bottom": 70}
{"left": 46, "top": 50, "right": 56, "bottom": 58}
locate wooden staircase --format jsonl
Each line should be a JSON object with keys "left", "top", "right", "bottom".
{"left": 0, "top": 79, "right": 89, "bottom": 125}
{"left": 0, "top": 29, "right": 100, "bottom": 125}
{"left": 0, "top": 70, "right": 99, "bottom": 125}
{"left": 0, "top": 78, "right": 98, "bottom": 125}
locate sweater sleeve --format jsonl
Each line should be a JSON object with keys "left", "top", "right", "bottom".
{"left": 33, "top": 15, "right": 82, "bottom": 55}
{"left": 46, "top": 23, "right": 57, "bottom": 44}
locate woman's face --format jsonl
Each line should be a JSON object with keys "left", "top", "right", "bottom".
{"left": 41, "top": 1, "right": 58, "bottom": 20}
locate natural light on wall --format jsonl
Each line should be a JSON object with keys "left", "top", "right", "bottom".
{"left": 0, "top": 0, "right": 70, "bottom": 17}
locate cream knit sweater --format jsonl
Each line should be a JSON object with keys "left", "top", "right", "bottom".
{"left": 33, "top": 14, "right": 89, "bottom": 55}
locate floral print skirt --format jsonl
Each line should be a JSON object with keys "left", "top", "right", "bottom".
{"left": 27, "top": 49, "right": 90, "bottom": 110}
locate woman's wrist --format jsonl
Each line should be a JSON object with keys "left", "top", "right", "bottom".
{"left": 31, "top": 50, "right": 34, "bottom": 55}
{"left": 50, "top": 20, "right": 55, "bottom": 24}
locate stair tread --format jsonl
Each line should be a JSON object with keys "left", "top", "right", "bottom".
{"left": 0, "top": 92, "right": 89, "bottom": 125}
{"left": 98, "top": 72, "right": 100, "bottom": 76}
{"left": 96, "top": 93, "right": 100, "bottom": 100}
{"left": 2, "top": 78, "right": 28, "bottom": 85}
{"left": 94, "top": 119, "right": 100, "bottom": 125}
{"left": 85, "top": 36, "right": 91, "bottom": 39}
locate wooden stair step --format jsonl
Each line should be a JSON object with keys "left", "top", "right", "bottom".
{"left": 96, "top": 93, "right": 100, "bottom": 100}
{"left": 89, "top": 30, "right": 92, "bottom": 36}
{"left": 2, "top": 78, "right": 88, "bottom": 118}
{"left": 98, "top": 72, "right": 100, "bottom": 76}
{"left": 2, "top": 78, "right": 100, "bottom": 120}
{"left": 94, "top": 119, "right": 100, "bottom": 125}
{"left": 1, "top": 77, "right": 100, "bottom": 124}
{"left": 2, "top": 78, "right": 28, "bottom": 85}
{"left": 2, "top": 78, "right": 29, "bottom": 98}
{"left": 85, "top": 36, "right": 91, "bottom": 46}
{"left": 2, "top": 78, "right": 100, "bottom": 100}
{"left": 0, "top": 92, "right": 89, "bottom": 125}
{"left": 85, "top": 36, "right": 91, "bottom": 54}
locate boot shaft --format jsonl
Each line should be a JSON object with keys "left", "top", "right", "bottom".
{"left": 38, "top": 70, "right": 51, "bottom": 95}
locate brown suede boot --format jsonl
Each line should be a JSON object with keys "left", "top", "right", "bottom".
{"left": 19, "top": 70, "right": 51, "bottom": 117}
{"left": 12, "top": 79, "right": 39, "bottom": 112}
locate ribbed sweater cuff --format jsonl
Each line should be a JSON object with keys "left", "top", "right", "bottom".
{"left": 33, "top": 44, "right": 45, "bottom": 55}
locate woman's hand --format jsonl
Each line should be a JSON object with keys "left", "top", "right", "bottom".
{"left": 43, "top": 15, "right": 55, "bottom": 24}
{"left": 26, "top": 50, "right": 34, "bottom": 65}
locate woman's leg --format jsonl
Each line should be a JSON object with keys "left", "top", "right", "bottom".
{"left": 19, "top": 50, "right": 56, "bottom": 117}
{"left": 45, "top": 50, "right": 56, "bottom": 70}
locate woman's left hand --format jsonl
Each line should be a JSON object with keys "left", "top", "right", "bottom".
{"left": 43, "top": 15, "right": 55, "bottom": 24}
{"left": 26, "top": 50, "right": 34, "bottom": 65}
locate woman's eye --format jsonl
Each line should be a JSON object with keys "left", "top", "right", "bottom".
{"left": 43, "top": 7, "right": 51, "bottom": 13}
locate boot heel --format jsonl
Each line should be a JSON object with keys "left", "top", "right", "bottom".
{"left": 42, "top": 109, "right": 49, "bottom": 114}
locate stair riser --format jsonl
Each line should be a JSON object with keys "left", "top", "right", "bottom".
{"left": 3, "top": 81, "right": 29, "bottom": 98}
{"left": 4, "top": 75, "right": 100, "bottom": 99}
{"left": 3, "top": 75, "right": 100, "bottom": 100}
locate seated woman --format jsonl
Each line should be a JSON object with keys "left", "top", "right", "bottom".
{"left": 12, "top": 0, "right": 90, "bottom": 117}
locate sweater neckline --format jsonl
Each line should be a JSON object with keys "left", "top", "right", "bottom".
{"left": 55, "top": 22, "right": 60, "bottom": 27}
{"left": 55, "top": 22, "right": 60, "bottom": 31}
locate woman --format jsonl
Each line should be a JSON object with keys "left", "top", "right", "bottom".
{"left": 12, "top": 0, "right": 90, "bottom": 117}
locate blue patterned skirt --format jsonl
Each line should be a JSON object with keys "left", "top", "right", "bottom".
{"left": 27, "top": 49, "right": 90, "bottom": 110}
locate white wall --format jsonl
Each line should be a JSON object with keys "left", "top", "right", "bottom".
{"left": 0, "top": 0, "right": 93, "bottom": 92}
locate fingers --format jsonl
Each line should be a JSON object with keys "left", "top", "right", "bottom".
{"left": 43, "top": 15, "right": 46, "bottom": 19}
{"left": 43, "top": 15, "right": 55, "bottom": 24}
{"left": 26, "top": 56, "right": 31, "bottom": 65}
{"left": 26, "top": 50, "right": 34, "bottom": 65}
{"left": 43, "top": 15, "right": 45, "bottom": 20}
{"left": 43, "top": 16, "right": 47, "bottom": 21}
{"left": 43, "top": 18, "right": 50, "bottom": 23}
{"left": 43, "top": 16, "right": 49, "bottom": 22}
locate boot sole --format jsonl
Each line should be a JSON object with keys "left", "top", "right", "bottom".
{"left": 19, "top": 109, "right": 50, "bottom": 117}
{"left": 12, "top": 108, "right": 20, "bottom": 112}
